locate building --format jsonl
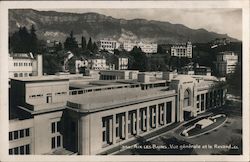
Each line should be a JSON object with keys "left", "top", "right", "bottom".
{"left": 75, "top": 58, "right": 107, "bottom": 72}
{"left": 115, "top": 57, "right": 128, "bottom": 70}
{"left": 8, "top": 53, "right": 43, "bottom": 78}
{"left": 194, "top": 66, "right": 211, "bottom": 76}
{"left": 97, "top": 39, "right": 120, "bottom": 51}
{"left": 122, "top": 41, "right": 157, "bottom": 54}
{"left": 170, "top": 41, "right": 192, "bottom": 58}
{"left": 214, "top": 51, "right": 238, "bottom": 76}
{"left": 9, "top": 71, "right": 226, "bottom": 155}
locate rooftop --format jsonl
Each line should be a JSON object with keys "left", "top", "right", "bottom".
{"left": 67, "top": 87, "right": 176, "bottom": 113}
{"left": 11, "top": 75, "right": 69, "bottom": 82}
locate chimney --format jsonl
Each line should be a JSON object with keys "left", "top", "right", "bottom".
{"left": 37, "top": 54, "right": 43, "bottom": 76}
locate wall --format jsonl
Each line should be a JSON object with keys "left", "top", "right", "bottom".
{"left": 78, "top": 95, "right": 176, "bottom": 155}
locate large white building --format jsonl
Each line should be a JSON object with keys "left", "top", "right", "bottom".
{"left": 214, "top": 51, "right": 238, "bottom": 76}
{"left": 8, "top": 53, "right": 43, "bottom": 78}
{"left": 171, "top": 42, "right": 192, "bottom": 58}
{"left": 97, "top": 39, "right": 120, "bottom": 51}
{"left": 9, "top": 70, "right": 226, "bottom": 155}
{"left": 122, "top": 41, "right": 157, "bottom": 54}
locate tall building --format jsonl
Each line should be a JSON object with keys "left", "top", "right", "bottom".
{"left": 214, "top": 51, "right": 238, "bottom": 76}
{"left": 9, "top": 71, "right": 226, "bottom": 155}
{"left": 8, "top": 53, "right": 43, "bottom": 78}
{"left": 170, "top": 41, "right": 192, "bottom": 58}
{"left": 97, "top": 39, "right": 120, "bottom": 51}
{"left": 122, "top": 41, "right": 158, "bottom": 54}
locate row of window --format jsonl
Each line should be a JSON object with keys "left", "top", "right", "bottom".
{"left": 14, "top": 73, "right": 32, "bottom": 77}
{"left": 29, "top": 92, "right": 67, "bottom": 99}
{"left": 9, "top": 144, "right": 30, "bottom": 155}
{"left": 13, "top": 62, "right": 33, "bottom": 67}
{"left": 102, "top": 101, "right": 173, "bottom": 146}
{"left": 9, "top": 128, "right": 30, "bottom": 141}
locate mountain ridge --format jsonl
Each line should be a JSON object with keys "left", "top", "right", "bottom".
{"left": 9, "top": 9, "right": 239, "bottom": 44}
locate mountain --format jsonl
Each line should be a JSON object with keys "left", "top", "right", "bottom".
{"left": 9, "top": 9, "right": 239, "bottom": 44}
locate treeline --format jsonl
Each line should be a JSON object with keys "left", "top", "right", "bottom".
{"left": 9, "top": 25, "right": 40, "bottom": 53}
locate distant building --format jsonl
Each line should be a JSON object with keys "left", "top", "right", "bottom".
{"left": 122, "top": 41, "right": 157, "bottom": 54}
{"left": 87, "top": 58, "right": 107, "bottom": 71}
{"left": 194, "top": 66, "right": 211, "bottom": 76}
{"left": 8, "top": 53, "right": 43, "bottom": 78}
{"left": 115, "top": 57, "right": 128, "bottom": 70}
{"left": 171, "top": 41, "right": 192, "bottom": 58}
{"left": 214, "top": 51, "right": 238, "bottom": 76}
{"left": 97, "top": 39, "right": 120, "bottom": 51}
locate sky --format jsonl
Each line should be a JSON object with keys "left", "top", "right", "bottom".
{"left": 40, "top": 8, "right": 242, "bottom": 40}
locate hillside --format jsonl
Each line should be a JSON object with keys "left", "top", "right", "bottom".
{"left": 9, "top": 9, "right": 239, "bottom": 44}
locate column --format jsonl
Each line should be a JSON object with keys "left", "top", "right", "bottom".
{"left": 125, "top": 112, "right": 128, "bottom": 139}
{"left": 121, "top": 115, "right": 125, "bottom": 139}
{"left": 199, "top": 95, "right": 201, "bottom": 111}
{"left": 108, "top": 118, "right": 113, "bottom": 144}
{"left": 112, "top": 115, "right": 116, "bottom": 144}
{"left": 132, "top": 112, "right": 136, "bottom": 135}
{"left": 136, "top": 109, "right": 140, "bottom": 135}
{"left": 204, "top": 94, "right": 206, "bottom": 111}
{"left": 146, "top": 107, "right": 150, "bottom": 131}
{"left": 163, "top": 103, "right": 166, "bottom": 125}
{"left": 155, "top": 106, "right": 158, "bottom": 128}
{"left": 143, "top": 109, "right": 147, "bottom": 131}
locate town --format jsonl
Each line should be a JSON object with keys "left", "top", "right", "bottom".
{"left": 8, "top": 13, "right": 242, "bottom": 155}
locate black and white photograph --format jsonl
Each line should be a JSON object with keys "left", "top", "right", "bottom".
{"left": 0, "top": 0, "right": 249, "bottom": 161}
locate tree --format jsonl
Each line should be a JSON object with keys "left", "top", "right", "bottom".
{"left": 87, "top": 37, "right": 93, "bottom": 51}
{"left": 130, "top": 46, "right": 148, "bottom": 71}
{"left": 81, "top": 36, "right": 86, "bottom": 50}
{"left": 64, "top": 31, "right": 78, "bottom": 51}
{"left": 92, "top": 42, "right": 98, "bottom": 52}
{"left": 30, "top": 25, "right": 38, "bottom": 53}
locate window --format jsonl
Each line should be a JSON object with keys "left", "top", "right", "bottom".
{"left": 14, "top": 73, "right": 18, "bottom": 77}
{"left": 19, "top": 73, "right": 23, "bottom": 77}
{"left": 184, "top": 89, "right": 191, "bottom": 107}
{"left": 9, "top": 132, "right": 13, "bottom": 141}
{"left": 51, "top": 122, "right": 55, "bottom": 133}
{"left": 25, "top": 128, "right": 29, "bottom": 137}
{"left": 51, "top": 120, "right": 62, "bottom": 150}
{"left": 14, "top": 131, "right": 18, "bottom": 140}
{"left": 20, "top": 130, "right": 24, "bottom": 138}
{"left": 102, "top": 116, "right": 113, "bottom": 145}
{"left": 166, "top": 102, "right": 172, "bottom": 124}
{"left": 51, "top": 137, "right": 56, "bottom": 149}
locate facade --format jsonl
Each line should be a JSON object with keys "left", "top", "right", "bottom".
{"left": 122, "top": 41, "right": 158, "bottom": 54}
{"left": 115, "top": 57, "right": 129, "bottom": 70}
{"left": 214, "top": 51, "right": 238, "bottom": 76}
{"left": 75, "top": 58, "right": 107, "bottom": 72}
{"left": 8, "top": 53, "right": 43, "bottom": 78}
{"left": 194, "top": 66, "right": 211, "bottom": 76}
{"left": 9, "top": 72, "right": 226, "bottom": 155}
{"left": 171, "top": 42, "right": 192, "bottom": 58}
{"left": 98, "top": 39, "right": 120, "bottom": 51}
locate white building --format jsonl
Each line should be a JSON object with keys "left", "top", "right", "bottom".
{"left": 75, "top": 58, "right": 107, "bottom": 72}
{"left": 214, "top": 51, "right": 238, "bottom": 76}
{"left": 116, "top": 58, "right": 128, "bottom": 70}
{"left": 8, "top": 53, "right": 43, "bottom": 78}
{"left": 9, "top": 72, "right": 227, "bottom": 155}
{"left": 98, "top": 39, "right": 120, "bottom": 51}
{"left": 171, "top": 42, "right": 192, "bottom": 58}
{"left": 122, "top": 41, "right": 158, "bottom": 54}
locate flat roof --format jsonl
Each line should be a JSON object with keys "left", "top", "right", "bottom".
{"left": 67, "top": 88, "right": 176, "bottom": 112}
{"left": 11, "top": 76, "right": 69, "bottom": 82}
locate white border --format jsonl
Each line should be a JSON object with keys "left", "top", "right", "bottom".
{"left": 0, "top": 0, "right": 249, "bottom": 162}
